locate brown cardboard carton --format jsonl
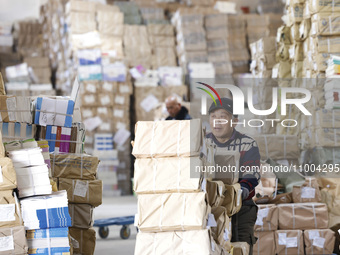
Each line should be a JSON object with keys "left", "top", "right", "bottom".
{"left": 69, "top": 227, "right": 96, "bottom": 255}
{"left": 255, "top": 204, "right": 278, "bottom": 231}
{"left": 50, "top": 154, "right": 99, "bottom": 180}
{"left": 221, "top": 183, "right": 242, "bottom": 217}
{"left": 134, "top": 157, "right": 203, "bottom": 194}
{"left": 132, "top": 119, "right": 202, "bottom": 158}
{"left": 0, "top": 190, "right": 21, "bottom": 228}
{"left": 68, "top": 203, "right": 94, "bottom": 229}
{"left": 81, "top": 94, "right": 98, "bottom": 107}
{"left": 136, "top": 192, "right": 209, "bottom": 232}
{"left": 253, "top": 231, "right": 276, "bottom": 255}
{"left": 96, "top": 107, "right": 113, "bottom": 120}
{"left": 0, "top": 157, "right": 17, "bottom": 190}
{"left": 292, "top": 177, "right": 321, "bottom": 203}
{"left": 278, "top": 203, "right": 328, "bottom": 230}
{"left": 211, "top": 207, "right": 231, "bottom": 251}
{"left": 275, "top": 230, "right": 304, "bottom": 255}
{"left": 58, "top": 178, "right": 102, "bottom": 207}
{"left": 231, "top": 242, "right": 250, "bottom": 255}
{"left": 0, "top": 226, "right": 28, "bottom": 255}
{"left": 135, "top": 229, "right": 218, "bottom": 255}
{"left": 304, "top": 229, "right": 335, "bottom": 255}
{"left": 81, "top": 81, "right": 101, "bottom": 95}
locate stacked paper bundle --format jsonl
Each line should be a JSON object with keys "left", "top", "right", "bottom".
{"left": 0, "top": 129, "right": 29, "bottom": 254}
{"left": 8, "top": 147, "right": 52, "bottom": 198}
{"left": 17, "top": 20, "right": 44, "bottom": 58}
{"left": 172, "top": 10, "right": 207, "bottom": 72}
{"left": 20, "top": 191, "right": 72, "bottom": 254}
{"left": 140, "top": 7, "right": 166, "bottom": 24}
{"left": 133, "top": 119, "right": 243, "bottom": 254}
{"left": 114, "top": 1, "right": 142, "bottom": 25}
{"left": 53, "top": 153, "right": 101, "bottom": 254}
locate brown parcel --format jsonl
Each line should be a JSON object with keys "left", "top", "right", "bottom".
{"left": 292, "top": 177, "right": 322, "bottom": 203}
{"left": 304, "top": 229, "right": 335, "bottom": 255}
{"left": 276, "top": 230, "right": 304, "bottom": 255}
{"left": 309, "top": 0, "right": 340, "bottom": 13}
{"left": 69, "top": 227, "right": 96, "bottom": 255}
{"left": 50, "top": 154, "right": 99, "bottom": 180}
{"left": 253, "top": 134, "right": 299, "bottom": 160}
{"left": 221, "top": 183, "right": 242, "bottom": 217}
{"left": 231, "top": 242, "right": 250, "bottom": 255}
{"left": 0, "top": 190, "right": 21, "bottom": 228}
{"left": 0, "top": 226, "right": 28, "bottom": 255}
{"left": 254, "top": 231, "right": 276, "bottom": 255}
{"left": 135, "top": 229, "right": 219, "bottom": 255}
{"left": 206, "top": 180, "right": 225, "bottom": 208}
{"left": 211, "top": 207, "right": 231, "bottom": 251}
{"left": 278, "top": 203, "right": 328, "bottom": 230}
{"left": 134, "top": 157, "right": 203, "bottom": 194}
{"left": 137, "top": 192, "right": 209, "bottom": 232}
{"left": 58, "top": 178, "right": 102, "bottom": 207}
{"left": 132, "top": 119, "right": 202, "bottom": 158}
{"left": 68, "top": 203, "right": 93, "bottom": 229}
{"left": 0, "top": 157, "right": 17, "bottom": 190}
{"left": 254, "top": 204, "right": 278, "bottom": 231}
{"left": 147, "top": 24, "right": 174, "bottom": 36}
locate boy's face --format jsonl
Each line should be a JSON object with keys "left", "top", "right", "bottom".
{"left": 209, "top": 108, "right": 237, "bottom": 140}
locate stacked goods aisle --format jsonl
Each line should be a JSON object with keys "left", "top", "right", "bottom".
{"left": 0, "top": 72, "right": 102, "bottom": 255}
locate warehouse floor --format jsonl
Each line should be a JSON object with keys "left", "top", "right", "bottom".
{"left": 94, "top": 196, "right": 138, "bottom": 255}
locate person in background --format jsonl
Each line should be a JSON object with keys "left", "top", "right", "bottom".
{"left": 165, "top": 96, "right": 192, "bottom": 120}
{"left": 206, "top": 97, "right": 261, "bottom": 254}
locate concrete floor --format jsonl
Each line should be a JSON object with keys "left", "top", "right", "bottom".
{"left": 94, "top": 196, "right": 138, "bottom": 255}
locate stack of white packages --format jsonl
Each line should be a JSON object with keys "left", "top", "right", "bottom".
{"left": 8, "top": 147, "right": 52, "bottom": 198}
{"left": 20, "top": 190, "right": 72, "bottom": 254}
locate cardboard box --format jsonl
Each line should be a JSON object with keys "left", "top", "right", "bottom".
{"left": 50, "top": 154, "right": 99, "bottom": 180}
{"left": 0, "top": 226, "right": 28, "bottom": 255}
{"left": 275, "top": 230, "right": 304, "bottom": 255}
{"left": 69, "top": 227, "right": 96, "bottom": 255}
{"left": 304, "top": 229, "right": 335, "bottom": 255}
{"left": 253, "top": 231, "right": 276, "bottom": 255}
{"left": 255, "top": 204, "right": 278, "bottom": 232}
{"left": 68, "top": 203, "right": 94, "bottom": 229}
{"left": 135, "top": 229, "right": 218, "bottom": 255}
{"left": 253, "top": 134, "right": 299, "bottom": 160}
{"left": 81, "top": 81, "right": 101, "bottom": 95}
{"left": 134, "top": 157, "right": 202, "bottom": 194}
{"left": 0, "top": 157, "right": 17, "bottom": 190}
{"left": 0, "top": 190, "right": 21, "bottom": 228}
{"left": 292, "top": 177, "right": 321, "bottom": 203}
{"left": 136, "top": 192, "right": 209, "bottom": 232}
{"left": 58, "top": 178, "right": 103, "bottom": 207}
{"left": 221, "top": 183, "right": 242, "bottom": 217}
{"left": 211, "top": 207, "right": 231, "bottom": 251}
{"left": 132, "top": 119, "right": 202, "bottom": 158}
{"left": 278, "top": 203, "right": 328, "bottom": 230}
{"left": 231, "top": 242, "right": 250, "bottom": 255}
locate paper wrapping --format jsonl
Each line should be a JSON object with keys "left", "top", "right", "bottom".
{"left": 254, "top": 204, "right": 278, "bottom": 231}
{"left": 97, "top": 11, "right": 123, "bottom": 25}
{"left": 98, "top": 23, "right": 124, "bottom": 36}
{"left": 177, "top": 26, "right": 207, "bottom": 51}
{"left": 132, "top": 119, "right": 202, "bottom": 158}
{"left": 135, "top": 229, "right": 219, "bottom": 255}
{"left": 0, "top": 96, "right": 32, "bottom": 123}
{"left": 67, "top": 0, "right": 96, "bottom": 12}
{"left": 292, "top": 177, "right": 321, "bottom": 203}
{"left": 320, "top": 187, "right": 340, "bottom": 221}
{"left": 253, "top": 231, "right": 276, "bottom": 255}
{"left": 100, "top": 35, "right": 124, "bottom": 58}
{"left": 206, "top": 180, "right": 225, "bottom": 208}
{"left": 313, "top": 36, "right": 340, "bottom": 53}
{"left": 211, "top": 149, "right": 239, "bottom": 185}
{"left": 147, "top": 24, "right": 174, "bottom": 36}
{"left": 253, "top": 135, "right": 299, "bottom": 160}
{"left": 311, "top": 13, "right": 340, "bottom": 36}
{"left": 278, "top": 203, "right": 328, "bottom": 230}
{"left": 69, "top": 12, "right": 96, "bottom": 34}
{"left": 134, "top": 157, "right": 202, "bottom": 194}
{"left": 315, "top": 108, "right": 340, "bottom": 128}
{"left": 69, "top": 227, "right": 96, "bottom": 255}
{"left": 68, "top": 203, "right": 93, "bottom": 229}
{"left": 231, "top": 242, "right": 249, "bottom": 255}
{"left": 152, "top": 47, "right": 177, "bottom": 68}
{"left": 50, "top": 154, "right": 99, "bottom": 180}
{"left": 314, "top": 128, "right": 340, "bottom": 147}
{"left": 221, "top": 183, "right": 242, "bottom": 217}
{"left": 0, "top": 226, "right": 28, "bottom": 255}
{"left": 149, "top": 35, "right": 175, "bottom": 47}
{"left": 137, "top": 192, "right": 209, "bottom": 232}
{"left": 275, "top": 230, "right": 304, "bottom": 255}
{"left": 58, "top": 178, "right": 102, "bottom": 207}
{"left": 0, "top": 190, "right": 21, "bottom": 228}
{"left": 211, "top": 207, "right": 231, "bottom": 251}
{"left": 309, "top": 0, "right": 340, "bottom": 13}
{"left": 0, "top": 157, "right": 16, "bottom": 190}
{"left": 304, "top": 229, "right": 335, "bottom": 255}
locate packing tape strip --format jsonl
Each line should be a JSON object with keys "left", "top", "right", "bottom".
{"left": 35, "top": 109, "right": 73, "bottom": 117}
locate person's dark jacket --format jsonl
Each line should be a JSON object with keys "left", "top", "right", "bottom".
{"left": 166, "top": 106, "right": 192, "bottom": 120}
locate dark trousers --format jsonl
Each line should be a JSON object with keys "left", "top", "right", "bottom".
{"left": 231, "top": 203, "right": 258, "bottom": 254}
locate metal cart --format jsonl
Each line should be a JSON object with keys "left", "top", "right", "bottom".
{"left": 93, "top": 216, "right": 135, "bottom": 239}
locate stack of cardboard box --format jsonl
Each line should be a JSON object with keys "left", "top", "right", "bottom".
{"left": 140, "top": 6, "right": 166, "bottom": 24}
{"left": 172, "top": 9, "right": 207, "bottom": 72}
{"left": 17, "top": 20, "right": 44, "bottom": 58}
{"left": 0, "top": 131, "right": 28, "bottom": 255}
